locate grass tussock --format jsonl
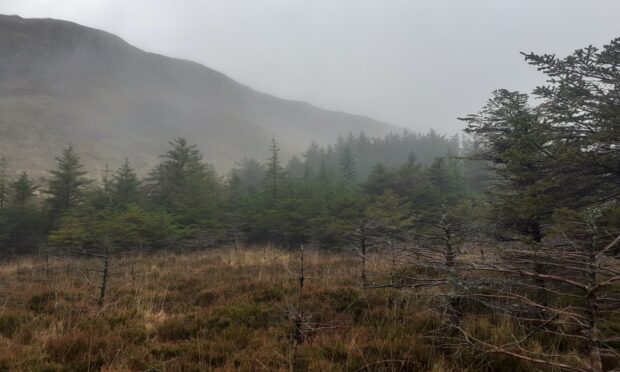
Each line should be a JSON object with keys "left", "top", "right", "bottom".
{"left": 0, "top": 247, "right": 615, "bottom": 371}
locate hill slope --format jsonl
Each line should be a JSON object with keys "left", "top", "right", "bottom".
{"left": 0, "top": 14, "right": 396, "bottom": 175}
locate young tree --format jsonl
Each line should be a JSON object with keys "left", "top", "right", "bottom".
{"left": 460, "top": 135, "right": 490, "bottom": 194}
{"left": 0, "top": 173, "right": 44, "bottom": 255}
{"left": 339, "top": 145, "right": 356, "bottom": 183}
{"left": 12, "top": 172, "right": 38, "bottom": 208}
{"left": 265, "top": 138, "right": 285, "bottom": 202}
{"left": 452, "top": 37, "right": 620, "bottom": 371}
{"left": 45, "top": 144, "right": 90, "bottom": 221}
{"left": 144, "top": 138, "right": 220, "bottom": 224}
{"left": 49, "top": 206, "right": 181, "bottom": 306}
{"left": 89, "top": 164, "right": 115, "bottom": 210}
{"left": 523, "top": 38, "right": 620, "bottom": 205}
{"left": 417, "top": 157, "right": 478, "bottom": 323}
{"left": 461, "top": 89, "right": 557, "bottom": 243}
{"left": 302, "top": 141, "right": 322, "bottom": 178}
{"left": 286, "top": 155, "right": 305, "bottom": 180}
{"left": 231, "top": 157, "right": 266, "bottom": 194}
{"left": 426, "top": 156, "right": 464, "bottom": 198}
{"left": 460, "top": 208, "right": 620, "bottom": 372}
{"left": 112, "top": 158, "right": 140, "bottom": 207}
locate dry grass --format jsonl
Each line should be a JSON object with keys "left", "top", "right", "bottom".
{"left": 0, "top": 246, "right": 583, "bottom": 371}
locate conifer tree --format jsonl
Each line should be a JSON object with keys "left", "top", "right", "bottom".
{"left": 523, "top": 38, "right": 620, "bottom": 206}
{"left": 339, "top": 146, "right": 356, "bottom": 183}
{"left": 113, "top": 158, "right": 140, "bottom": 207}
{"left": 1, "top": 171, "right": 44, "bottom": 253}
{"left": 46, "top": 145, "right": 90, "bottom": 220}
{"left": 144, "top": 163, "right": 166, "bottom": 207}
{"left": 12, "top": 172, "right": 38, "bottom": 208}
{"left": 461, "top": 89, "right": 556, "bottom": 242}
{"left": 286, "top": 155, "right": 305, "bottom": 180}
{"left": 90, "top": 164, "right": 115, "bottom": 210}
{"left": 102, "top": 164, "right": 113, "bottom": 195}
{"left": 265, "top": 138, "right": 285, "bottom": 201}
{"left": 302, "top": 141, "right": 322, "bottom": 177}
{"left": 145, "top": 138, "right": 219, "bottom": 223}
{"left": 426, "top": 156, "right": 464, "bottom": 200}
{"left": 231, "top": 157, "right": 266, "bottom": 194}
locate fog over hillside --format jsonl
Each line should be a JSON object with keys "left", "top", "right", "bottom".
{"left": 0, "top": 14, "right": 396, "bottom": 175}
{"left": 0, "top": 3, "right": 618, "bottom": 371}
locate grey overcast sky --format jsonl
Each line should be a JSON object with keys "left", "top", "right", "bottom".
{"left": 2, "top": 1, "right": 619, "bottom": 133}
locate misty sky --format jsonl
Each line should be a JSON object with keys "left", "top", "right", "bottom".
{"left": 2, "top": 0, "right": 619, "bottom": 133}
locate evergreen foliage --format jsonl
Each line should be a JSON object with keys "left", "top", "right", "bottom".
{"left": 45, "top": 144, "right": 90, "bottom": 221}
{"left": 12, "top": 173, "right": 38, "bottom": 208}
{"left": 1, "top": 37, "right": 618, "bottom": 259}
{"left": 112, "top": 159, "right": 141, "bottom": 207}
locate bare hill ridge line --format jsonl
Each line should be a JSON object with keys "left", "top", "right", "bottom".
{"left": 0, "top": 14, "right": 397, "bottom": 175}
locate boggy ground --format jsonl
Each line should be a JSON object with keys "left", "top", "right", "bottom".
{"left": 0, "top": 247, "right": 586, "bottom": 371}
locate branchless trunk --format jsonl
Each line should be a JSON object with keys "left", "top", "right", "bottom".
{"left": 289, "top": 245, "right": 305, "bottom": 372}
{"left": 441, "top": 210, "right": 461, "bottom": 325}
{"left": 358, "top": 219, "right": 368, "bottom": 287}
{"left": 98, "top": 244, "right": 110, "bottom": 308}
{"left": 531, "top": 222, "right": 548, "bottom": 307}
{"left": 584, "top": 235, "right": 602, "bottom": 372}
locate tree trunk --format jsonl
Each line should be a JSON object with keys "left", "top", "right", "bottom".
{"left": 360, "top": 234, "right": 368, "bottom": 287}
{"left": 98, "top": 251, "right": 109, "bottom": 308}
{"left": 442, "top": 214, "right": 461, "bottom": 325}
{"left": 585, "top": 237, "right": 602, "bottom": 372}
{"left": 531, "top": 222, "right": 548, "bottom": 307}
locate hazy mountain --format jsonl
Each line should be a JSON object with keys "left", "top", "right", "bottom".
{"left": 0, "top": 14, "right": 396, "bottom": 176}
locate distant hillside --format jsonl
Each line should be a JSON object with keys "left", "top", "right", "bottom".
{"left": 0, "top": 14, "right": 397, "bottom": 175}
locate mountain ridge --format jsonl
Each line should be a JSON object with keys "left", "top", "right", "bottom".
{"left": 0, "top": 14, "right": 397, "bottom": 175}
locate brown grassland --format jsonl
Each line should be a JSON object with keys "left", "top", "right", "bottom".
{"left": 0, "top": 247, "right": 616, "bottom": 371}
